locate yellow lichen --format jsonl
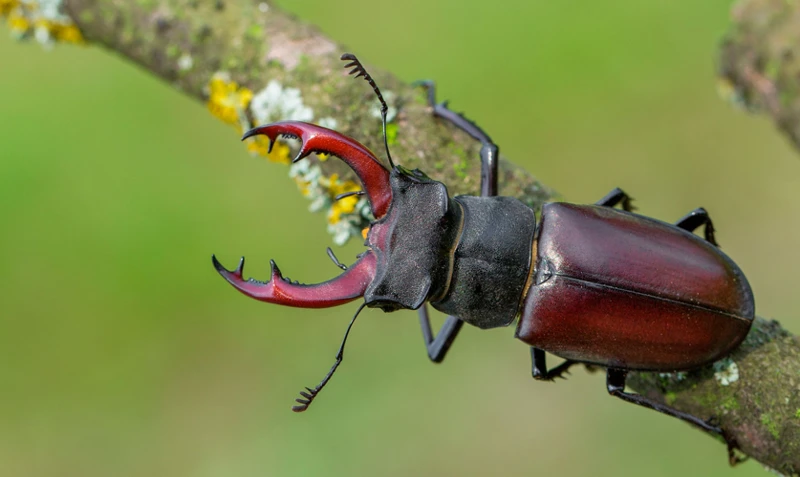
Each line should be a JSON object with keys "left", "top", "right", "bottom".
{"left": 7, "top": 9, "right": 28, "bottom": 33}
{"left": 324, "top": 174, "right": 361, "bottom": 225}
{"left": 34, "top": 18, "right": 83, "bottom": 43}
{"left": 206, "top": 74, "right": 296, "bottom": 165}
{"left": 207, "top": 75, "right": 254, "bottom": 126}
{"left": 3, "top": 1, "right": 84, "bottom": 45}
{"left": 244, "top": 135, "right": 292, "bottom": 165}
{"left": 0, "top": 0, "right": 19, "bottom": 16}
{"left": 294, "top": 179, "right": 312, "bottom": 198}
{"left": 51, "top": 22, "right": 83, "bottom": 43}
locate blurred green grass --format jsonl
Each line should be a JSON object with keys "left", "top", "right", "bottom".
{"left": 1, "top": 1, "right": 799, "bottom": 476}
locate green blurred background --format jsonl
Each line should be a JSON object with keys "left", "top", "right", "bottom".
{"left": 2, "top": 1, "right": 799, "bottom": 476}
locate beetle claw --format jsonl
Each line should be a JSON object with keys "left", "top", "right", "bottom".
{"left": 232, "top": 256, "right": 245, "bottom": 277}
{"left": 268, "top": 259, "right": 282, "bottom": 281}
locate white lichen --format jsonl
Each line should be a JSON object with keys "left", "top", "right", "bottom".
{"left": 33, "top": 24, "right": 51, "bottom": 46}
{"left": 327, "top": 212, "right": 360, "bottom": 245}
{"left": 250, "top": 80, "right": 314, "bottom": 125}
{"left": 763, "top": 465, "right": 787, "bottom": 477}
{"left": 369, "top": 90, "right": 397, "bottom": 122}
{"left": 177, "top": 54, "right": 193, "bottom": 72}
{"left": 30, "top": 0, "right": 69, "bottom": 22}
{"left": 713, "top": 358, "right": 740, "bottom": 386}
{"left": 658, "top": 371, "right": 688, "bottom": 383}
{"left": 318, "top": 117, "right": 338, "bottom": 130}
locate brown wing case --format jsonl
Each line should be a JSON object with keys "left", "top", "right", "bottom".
{"left": 516, "top": 203, "right": 754, "bottom": 371}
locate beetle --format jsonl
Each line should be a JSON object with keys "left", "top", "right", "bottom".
{"left": 212, "top": 54, "right": 754, "bottom": 457}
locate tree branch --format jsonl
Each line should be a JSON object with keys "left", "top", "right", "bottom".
{"left": 4, "top": 0, "right": 799, "bottom": 473}
{"left": 720, "top": 0, "right": 800, "bottom": 156}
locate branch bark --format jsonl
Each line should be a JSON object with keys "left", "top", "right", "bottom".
{"left": 720, "top": 0, "right": 800, "bottom": 156}
{"left": 6, "top": 0, "right": 798, "bottom": 473}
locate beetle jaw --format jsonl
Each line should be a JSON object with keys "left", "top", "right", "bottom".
{"left": 212, "top": 252, "right": 377, "bottom": 308}
{"left": 242, "top": 121, "right": 393, "bottom": 219}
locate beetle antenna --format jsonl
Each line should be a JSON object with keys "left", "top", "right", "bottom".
{"left": 292, "top": 302, "right": 366, "bottom": 412}
{"left": 326, "top": 247, "right": 347, "bottom": 270}
{"left": 340, "top": 53, "right": 395, "bottom": 169}
{"left": 334, "top": 190, "right": 365, "bottom": 202}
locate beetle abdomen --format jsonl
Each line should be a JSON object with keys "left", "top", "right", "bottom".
{"left": 515, "top": 203, "right": 754, "bottom": 371}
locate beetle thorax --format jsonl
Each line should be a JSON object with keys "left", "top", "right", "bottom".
{"left": 363, "top": 168, "right": 537, "bottom": 331}
{"left": 430, "top": 195, "right": 536, "bottom": 329}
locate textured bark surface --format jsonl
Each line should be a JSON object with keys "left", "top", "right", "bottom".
{"left": 10, "top": 0, "right": 799, "bottom": 473}
{"left": 61, "top": 0, "right": 552, "bottom": 206}
{"left": 720, "top": 0, "right": 800, "bottom": 155}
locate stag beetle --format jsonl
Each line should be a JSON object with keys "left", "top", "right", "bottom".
{"left": 212, "top": 54, "right": 754, "bottom": 455}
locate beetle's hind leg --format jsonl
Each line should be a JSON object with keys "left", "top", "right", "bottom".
{"left": 414, "top": 80, "right": 499, "bottom": 197}
{"left": 595, "top": 187, "right": 635, "bottom": 211}
{"left": 675, "top": 207, "right": 718, "bottom": 246}
{"left": 606, "top": 368, "right": 743, "bottom": 465}
{"left": 530, "top": 348, "right": 577, "bottom": 381}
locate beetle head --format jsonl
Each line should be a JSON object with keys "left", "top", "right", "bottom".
{"left": 212, "top": 53, "right": 464, "bottom": 413}
{"left": 213, "top": 123, "right": 460, "bottom": 315}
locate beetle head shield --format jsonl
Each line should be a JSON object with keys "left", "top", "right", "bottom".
{"left": 362, "top": 166, "right": 462, "bottom": 312}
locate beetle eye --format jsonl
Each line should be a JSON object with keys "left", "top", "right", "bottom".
{"left": 366, "top": 300, "right": 403, "bottom": 312}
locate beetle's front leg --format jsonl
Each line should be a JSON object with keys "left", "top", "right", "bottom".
{"left": 419, "top": 304, "right": 464, "bottom": 363}
{"left": 530, "top": 347, "right": 576, "bottom": 381}
{"left": 414, "top": 80, "right": 499, "bottom": 197}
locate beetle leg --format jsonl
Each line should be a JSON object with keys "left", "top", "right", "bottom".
{"left": 418, "top": 303, "right": 464, "bottom": 363}
{"left": 530, "top": 348, "right": 576, "bottom": 381}
{"left": 413, "top": 80, "right": 496, "bottom": 354}
{"left": 595, "top": 187, "right": 635, "bottom": 211}
{"left": 606, "top": 368, "right": 743, "bottom": 464}
{"left": 675, "top": 207, "right": 718, "bottom": 246}
{"left": 414, "top": 80, "right": 499, "bottom": 197}
{"left": 605, "top": 368, "right": 717, "bottom": 430}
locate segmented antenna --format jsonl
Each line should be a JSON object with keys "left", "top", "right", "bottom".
{"left": 340, "top": 53, "right": 395, "bottom": 169}
{"left": 292, "top": 303, "right": 366, "bottom": 412}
